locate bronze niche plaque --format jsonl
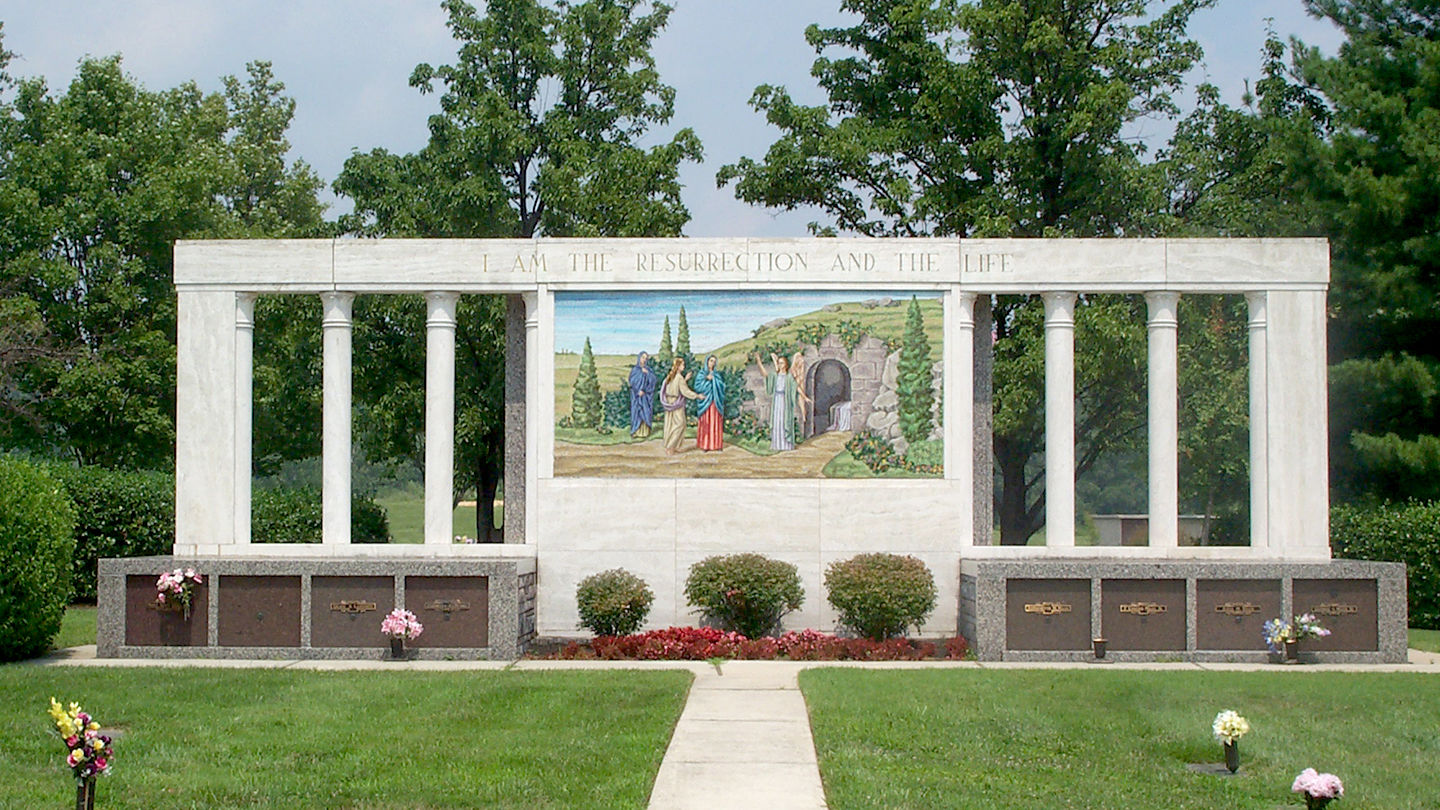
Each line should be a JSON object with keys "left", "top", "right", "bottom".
{"left": 405, "top": 576, "right": 489, "bottom": 648}
{"left": 124, "top": 575, "right": 208, "bottom": 647}
{"left": 1197, "top": 579, "right": 1281, "bottom": 651}
{"left": 1102, "top": 579, "right": 1185, "bottom": 651}
{"left": 217, "top": 576, "right": 301, "bottom": 647}
{"left": 1006, "top": 579, "right": 1090, "bottom": 651}
{"left": 1293, "top": 579, "right": 1378, "bottom": 652}
{"left": 311, "top": 576, "right": 395, "bottom": 648}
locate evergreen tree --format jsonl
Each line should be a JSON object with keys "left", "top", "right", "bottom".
{"left": 676, "top": 306, "right": 691, "bottom": 356}
{"left": 658, "top": 316, "right": 674, "bottom": 364}
{"left": 572, "top": 338, "right": 603, "bottom": 429}
{"left": 897, "top": 297, "right": 934, "bottom": 445}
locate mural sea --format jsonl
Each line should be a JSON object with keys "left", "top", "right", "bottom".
{"left": 554, "top": 290, "right": 944, "bottom": 478}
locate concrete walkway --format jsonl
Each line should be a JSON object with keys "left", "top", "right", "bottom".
{"left": 644, "top": 660, "right": 827, "bottom": 810}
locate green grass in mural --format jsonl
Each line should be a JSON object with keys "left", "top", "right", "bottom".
{"left": 0, "top": 667, "right": 690, "bottom": 809}
{"left": 801, "top": 668, "right": 1440, "bottom": 810}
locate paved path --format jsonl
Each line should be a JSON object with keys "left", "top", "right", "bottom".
{"left": 645, "top": 661, "right": 827, "bottom": 810}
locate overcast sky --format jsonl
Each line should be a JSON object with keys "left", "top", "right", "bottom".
{"left": 3, "top": 0, "right": 1345, "bottom": 237}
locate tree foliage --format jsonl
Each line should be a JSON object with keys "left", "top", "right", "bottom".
{"left": 0, "top": 26, "right": 324, "bottom": 468}
{"left": 721, "top": 0, "right": 1213, "bottom": 543}
{"left": 572, "top": 338, "right": 604, "bottom": 429}
{"left": 329, "top": 0, "right": 700, "bottom": 539}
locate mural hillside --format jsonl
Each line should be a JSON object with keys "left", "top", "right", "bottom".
{"left": 553, "top": 291, "right": 943, "bottom": 479}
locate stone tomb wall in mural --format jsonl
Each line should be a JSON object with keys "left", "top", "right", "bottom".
{"left": 553, "top": 290, "right": 943, "bottom": 478}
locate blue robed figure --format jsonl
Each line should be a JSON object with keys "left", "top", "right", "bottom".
{"left": 628, "top": 351, "right": 657, "bottom": 438}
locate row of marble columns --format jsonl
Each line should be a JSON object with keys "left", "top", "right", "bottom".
{"left": 235, "top": 288, "right": 1270, "bottom": 549}
{"left": 954, "top": 290, "right": 1269, "bottom": 549}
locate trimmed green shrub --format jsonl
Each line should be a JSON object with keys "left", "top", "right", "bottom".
{"left": 824, "top": 553, "right": 937, "bottom": 640}
{"left": 252, "top": 486, "right": 390, "bottom": 543}
{"left": 684, "top": 553, "right": 804, "bottom": 639}
{"left": 48, "top": 466, "right": 174, "bottom": 602}
{"left": 576, "top": 569, "right": 654, "bottom": 637}
{"left": 0, "top": 457, "right": 77, "bottom": 661}
{"left": 1332, "top": 501, "right": 1440, "bottom": 629}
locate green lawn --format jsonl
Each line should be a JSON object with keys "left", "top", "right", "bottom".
{"left": 0, "top": 667, "right": 690, "bottom": 809}
{"left": 376, "top": 494, "right": 484, "bottom": 543}
{"left": 800, "top": 669, "right": 1440, "bottom": 809}
{"left": 1410, "top": 627, "right": 1440, "bottom": 653}
{"left": 52, "top": 606, "right": 97, "bottom": 650}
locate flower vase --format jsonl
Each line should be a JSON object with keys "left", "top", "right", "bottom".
{"left": 1223, "top": 741, "right": 1239, "bottom": 773}
{"left": 182, "top": 600, "right": 192, "bottom": 622}
{"left": 1284, "top": 639, "right": 1299, "bottom": 662}
{"left": 1092, "top": 638, "right": 1107, "bottom": 660}
{"left": 75, "top": 776, "right": 96, "bottom": 810}
{"left": 389, "top": 637, "right": 406, "bottom": 660}
{"left": 1306, "top": 797, "right": 1334, "bottom": 810}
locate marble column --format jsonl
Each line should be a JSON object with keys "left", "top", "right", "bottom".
{"left": 521, "top": 291, "right": 540, "bottom": 545}
{"left": 234, "top": 294, "right": 256, "bottom": 546}
{"left": 1146, "top": 292, "right": 1180, "bottom": 549}
{"left": 1042, "top": 292, "right": 1077, "bottom": 548}
{"left": 321, "top": 292, "right": 354, "bottom": 546}
{"left": 1246, "top": 291, "right": 1269, "bottom": 551}
{"left": 953, "top": 291, "right": 976, "bottom": 546}
{"left": 425, "top": 292, "right": 459, "bottom": 546}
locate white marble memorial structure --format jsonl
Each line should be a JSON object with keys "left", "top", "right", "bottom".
{"left": 95, "top": 237, "right": 1407, "bottom": 662}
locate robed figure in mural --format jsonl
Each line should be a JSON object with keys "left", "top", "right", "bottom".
{"left": 627, "top": 351, "right": 657, "bottom": 438}
{"left": 755, "top": 352, "right": 808, "bottom": 451}
{"left": 660, "top": 357, "right": 700, "bottom": 454}
{"left": 692, "top": 355, "right": 725, "bottom": 451}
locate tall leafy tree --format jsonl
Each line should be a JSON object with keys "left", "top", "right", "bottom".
{"left": 331, "top": 0, "right": 701, "bottom": 539}
{"left": 657, "top": 315, "right": 674, "bottom": 364}
{"left": 720, "top": 0, "right": 1210, "bottom": 543}
{"left": 572, "top": 338, "right": 603, "bottom": 429}
{"left": 0, "top": 25, "right": 324, "bottom": 468}
{"left": 896, "top": 296, "right": 933, "bottom": 444}
{"left": 676, "top": 305, "right": 691, "bottom": 357}
{"left": 1285, "top": 0, "right": 1440, "bottom": 501}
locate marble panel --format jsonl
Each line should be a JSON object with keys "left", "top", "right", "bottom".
{"left": 537, "top": 479, "right": 678, "bottom": 551}
{"left": 538, "top": 238, "right": 750, "bottom": 285}
{"left": 960, "top": 239, "right": 1165, "bottom": 291}
{"left": 744, "top": 237, "right": 959, "bottom": 285}
{"left": 817, "top": 481, "right": 965, "bottom": 552}
{"left": 673, "top": 480, "right": 821, "bottom": 553}
{"left": 333, "top": 239, "right": 536, "bottom": 291}
{"left": 174, "top": 239, "right": 333, "bottom": 289}
{"left": 1164, "top": 238, "right": 1329, "bottom": 288}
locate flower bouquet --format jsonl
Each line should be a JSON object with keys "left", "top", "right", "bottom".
{"left": 48, "top": 698, "right": 113, "bottom": 810}
{"left": 155, "top": 568, "right": 203, "bottom": 620}
{"left": 1263, "top": 613, "right": 1330, "bottom": 659}
{"left": 380, "top": 608, "right": 424, "bottom": 659}
{"left": 1212, "top": 710, "right": 1249, "bottom": 772}
{"left": 1293, "top": 768, "right": 1343, "bottom": 808}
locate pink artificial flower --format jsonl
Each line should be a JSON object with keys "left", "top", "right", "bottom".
{"left": 1293, "top": 768, "right": 1344, "bottom": 799}
{"left": 95, "top": 758, "right": 107, "bottom": 770}
{"left": 156, "top": 592, "right": 166, "bottom": 604}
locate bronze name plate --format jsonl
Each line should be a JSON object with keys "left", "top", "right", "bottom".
{"left": 425, "top": 598, "right": 471, "bottom": 615}
{"left": 1214, "top": 602, "right": 1261, "bottom": 617}
{"left": 1023, "top": 602, "right": 1072, "bottom": 616}
{"left": 329, "top": 600, "right": 377, "bottom": 614}
{"left": 1311, "top": 602, "right": 1359, "bottom": 617}
{"left": 1118, "top": 601, "right": 1168, "bottom": 617}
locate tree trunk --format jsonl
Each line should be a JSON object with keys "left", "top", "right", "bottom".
{"left": 996, "top": 438, "right": 1039, "bottom": 545}
{"left": 476, "top": 459, "right": 501, "bottom": 543}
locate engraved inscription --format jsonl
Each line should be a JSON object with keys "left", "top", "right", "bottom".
{"left": 1023, "top": 602, "right": 1072, "bottom": 616}
{"left": 329, "top": 600, "right": 377, "bottom": 614}
{"left": 963, "top": 252, "right": 1011, "bottom": 274}
{"left": 1214, "top": 602, "right": 1262, "bottom": 617}
{"left": 1311, "top": 602, "right": 1359, "bottom": 617}
{"left": 425, "top": 599, "right": 472, "bottom": 615}
{"left": 1118, "top": 602, "right": 1168, "bottom": 617}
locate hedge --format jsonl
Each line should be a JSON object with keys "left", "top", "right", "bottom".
{"left": 0, "top": 457, "right": 76, "bottom": 661}
{"left": 252, "top": 486, "right": 390, "bottom": 543}
{"left": 48, "top": 466, "right": 174, "bottom": 603}
{"left": 1331, "top": 501, "right": 1440, "bottom": 629}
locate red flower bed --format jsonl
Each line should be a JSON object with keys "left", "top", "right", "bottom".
{"left": 552, "top": 627, "right": 970, "bottom": 661}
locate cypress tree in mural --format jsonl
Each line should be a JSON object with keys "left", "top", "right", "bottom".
{"left": 658, "top": 316, "right": 674, "bottom": 364}
{"left": 573, "top": 338, "right": 604, "bottom": 429}
{"left": 897, "top": 296, "right": 934, "bottom": 444}
{"left": 676, "top": 306, "right": 691, "bottom": 356}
